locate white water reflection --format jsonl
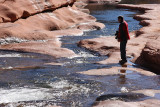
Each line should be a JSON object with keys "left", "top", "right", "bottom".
{"left": 0, "top": 88, "right": 51, "bottom": 103}
{"left": 77, "top": 51, "right": 95, "bottom": 58}
{"left": 0, "top": 80, "right": 91, "bottom": 104}
{"left": 0, "top": 37, "right": 28, "bottom": 45}
{"left": 0, "top": 54, "right": 22, "bottom": 58}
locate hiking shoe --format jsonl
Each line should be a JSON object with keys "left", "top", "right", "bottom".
{"left": 119, "top": 60, "right": 127, "bottom": 65}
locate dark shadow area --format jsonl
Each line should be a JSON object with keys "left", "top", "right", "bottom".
{"left": 95, "top": 93, "right": 148, "bottom": 102}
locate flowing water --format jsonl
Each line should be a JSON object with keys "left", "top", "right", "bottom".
{"left": 0, "top": 4, "right": 160, "bottom": 107}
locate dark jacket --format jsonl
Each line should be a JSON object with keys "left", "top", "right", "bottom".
{"left": 118, "top": 21, "right": 130, "bottom": 42}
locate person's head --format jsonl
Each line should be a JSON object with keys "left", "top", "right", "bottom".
{"left": 118, "top": 16, "right": 124, "bottom": 23}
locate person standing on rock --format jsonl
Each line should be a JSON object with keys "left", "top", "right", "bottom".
{"left": 115, "top": 16, "right": 130, "bottom": 65}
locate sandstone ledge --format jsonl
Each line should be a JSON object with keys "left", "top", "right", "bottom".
{"left": 79, "top": 66, "right": 156, "bottom": 76}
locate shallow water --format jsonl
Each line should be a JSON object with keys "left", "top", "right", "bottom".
{"left": 86, "top": 5, "right": 142, "bottom": 35}
{"left": 0, "top": 5, "right": 159, "bottom": 107}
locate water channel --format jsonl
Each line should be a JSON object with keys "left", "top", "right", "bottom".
{"left": 0, "top": 3, "right": 160, "bottom": 107}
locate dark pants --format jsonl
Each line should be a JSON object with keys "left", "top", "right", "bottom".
{"left": 120, "top": 41, "right": 127, "bottom": 61}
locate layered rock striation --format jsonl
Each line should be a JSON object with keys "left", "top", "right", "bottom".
{"left": 0, "top": 0, "right": 105, "bottom": 58}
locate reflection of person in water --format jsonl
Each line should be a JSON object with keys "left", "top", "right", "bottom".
{"left": 119, "top": 64, "right": 127, "bottom": 84}
{"left": 115, "top": 16, "right": 130, "bottom": 65}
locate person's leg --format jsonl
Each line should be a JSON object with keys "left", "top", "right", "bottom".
{"left": 120, "top": 41, "right": 127, "bottom": 61}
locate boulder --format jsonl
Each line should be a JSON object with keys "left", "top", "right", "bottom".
{"left": 136, "top": 40, "right": 160, "bottom": 72}
{"left": 0, "top": 40, "right": 76, "bottom": 58}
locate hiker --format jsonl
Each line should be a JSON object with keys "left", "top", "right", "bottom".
{"left": 115, "top": 16, "right": 130, "bottom": 65}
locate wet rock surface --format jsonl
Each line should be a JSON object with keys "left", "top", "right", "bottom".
{"left": 95, "top": 93, "right": 148, "bottom": 102}
{"left": 79, "top": 66, "right": 156, "bottom": 76}
{"left": 93, "top": 99, "right": 160, "bottom": 107}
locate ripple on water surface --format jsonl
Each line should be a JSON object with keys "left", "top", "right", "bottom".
{"left": 0, "top": 79, "right": 104, "bottom": 107}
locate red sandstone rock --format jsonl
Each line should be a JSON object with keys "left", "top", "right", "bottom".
{"left": 79, "top": 66, "right": 156, "bottom": 76}
{"left": 76, "top": 22, "right": 105, "bottom": 31}
{"left": 0, "top": 0, "right": 105, "bottom": 58}
{"left": 0, "top": 0, "right": 76, "bottom": 23}
{"left": 0, "top": 5, "right": 99, "bottom": 39}
{"left": 0, "top": 40, "right": 76, "bottom": 58}
{"left": 136, "top": 40, "right": 160, "bottom": 71}
{"left": 78, "top": 37, "right": 120, "bottom": 56}
{"left": 74, "top": 1, "right": 88, "bottom": 8}
{"left": 79, "top": 0, "right": 121, "bottom": 4}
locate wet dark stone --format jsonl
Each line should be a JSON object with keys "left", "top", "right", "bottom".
{"left": 95, "top": 93, "right": 148, "bottom": 102}
{"left": 0, "top": 103, "right": 6, "bottom": 107}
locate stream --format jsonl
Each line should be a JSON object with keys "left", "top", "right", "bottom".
{"left": 0, "top": 4, "right": 160, "bottom": 107}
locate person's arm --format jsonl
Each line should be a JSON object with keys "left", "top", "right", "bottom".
{"left": 115, "top": 31, "right": 118, "bottom": 39}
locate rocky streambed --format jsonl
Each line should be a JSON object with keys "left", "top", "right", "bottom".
{"left": 0, "top": 0, "right": 160, "bottom": 107}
